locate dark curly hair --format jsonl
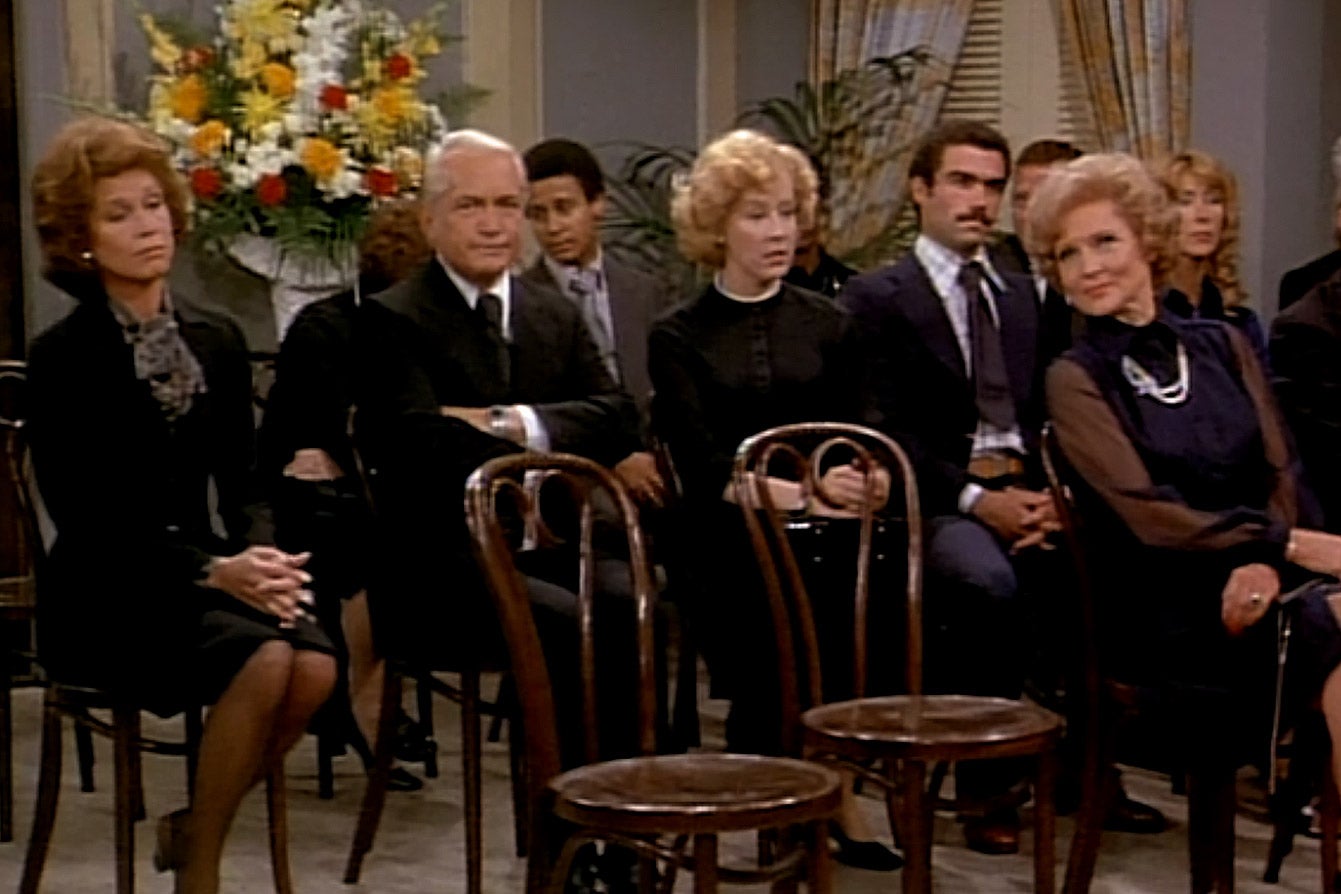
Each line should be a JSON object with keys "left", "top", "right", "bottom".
{"left": 32, "top": 117, "right": 191, "bottom": 296}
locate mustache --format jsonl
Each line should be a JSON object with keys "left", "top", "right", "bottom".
{"left": 955, "top": 210, "right": 993, "bottom": 225}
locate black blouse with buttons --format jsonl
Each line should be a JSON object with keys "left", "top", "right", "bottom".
{"left": 648, "top": 282, "right": 873, "bottom": 505}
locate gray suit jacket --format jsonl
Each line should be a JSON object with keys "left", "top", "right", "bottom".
{"left": 521, "top": 254, "right": 674, "bottom": 428}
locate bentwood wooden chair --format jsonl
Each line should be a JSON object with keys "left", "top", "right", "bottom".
{"left": 466, "top": 452, "right": 841, "bottom": 893}
{"left": 7, "top": 367, "right": 293, "bottom": 894}
{"left": 734, "top": 422, "right": 1063, "bottom": 894}
{"left": 0, "top": 359, "right": 37, "bottom": 843}
{"left": 1040, "top": 424, "right": 1284, "bottom": 894}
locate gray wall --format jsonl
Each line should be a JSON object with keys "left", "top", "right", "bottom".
{"left": 541, "top": 0, "right": 699, "bottom": 171}
{"left": 1190, "top": 0, "right": 1341, "bottom": 319}
{"left": 736, "top": 0, "right": 811, "bottom": 111}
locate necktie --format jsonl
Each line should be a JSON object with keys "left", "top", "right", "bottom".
{"left": 476, "top": 291, "right": 510, "bottom": 390}
{"left": 568, "top": 269, "right": 619, "bottom": 383}
{"left": 960, "top": 261, "right": 1017, "bottom": 430}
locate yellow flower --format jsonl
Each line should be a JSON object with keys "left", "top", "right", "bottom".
{"left": 260, "top": 62, "right": 296, "bottom": 99}
{"left": 170, "top": 75, "right": 208, "bottom": 124}
{"left": 224, "top": 0, "right": 298, "bottom": 47}
{"left": 139, "top": 14, "right": 182, "bottom": 73}
{"left": 239, "top": 88, "right": 283, "bottom": 135}
{"left": 232, "top": 39, "right": 269, "bottom": 80}
{"left": 370, "top": 86, "right": 410, "bottom": 125}
{"left": 190, "top": 120, "right": 229, "bottom": 158}
{"left": 300, "top": 137, "right": 343, "bottom": 182}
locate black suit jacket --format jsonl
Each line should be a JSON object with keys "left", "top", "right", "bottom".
{"left": 1279, "top": 249, "right": 1341, "bottom": 312}
{"left": 1271, "top": 270, "right": 1341, "bottom": 530}
{"left": 990, "top": 232, "right": 1076, "bottom": 362}
{"left": 520, "top": 254, "right": 674, "bottom": 429}
{"left": 839, "top": 252, "right": 1046, "bottom": 516}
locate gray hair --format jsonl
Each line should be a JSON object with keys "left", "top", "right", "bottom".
{"left": 422, "top": 129, "right": 526, "bottom": 200}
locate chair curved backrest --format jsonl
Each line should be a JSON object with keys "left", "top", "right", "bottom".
{"left": 0, "top": 360, "right": 40, "bottom": 603}
{"left": 465, "top": 452, "right": 659, "bottom": 794}
{"left": 731, "top": 422, "right": 922, "bottom": 755}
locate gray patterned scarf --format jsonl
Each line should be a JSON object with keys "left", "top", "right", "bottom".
{"left": 108, "top": 291, "right": 207, "bottom": 422}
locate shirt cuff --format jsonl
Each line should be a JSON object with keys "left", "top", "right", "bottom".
{"left": 514, "top": 405, "right": 549, "bottom": 451}
{"left": 958, "top": 483, "right": 985, "bottom": 515}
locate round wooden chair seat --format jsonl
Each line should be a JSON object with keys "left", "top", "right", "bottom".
{"left": 551, "top": 753, "right": 842, "bottom": 835}
{"left": 803, "top": 694, "right": 1062, "bottom": 763}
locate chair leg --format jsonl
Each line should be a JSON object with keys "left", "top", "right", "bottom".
{"left": 127, "top": 710, "right": 145, "bottom": 822}
{"left": 692, "top": 832, "right": 719, "bottom": 894}
{"left": 899, "top": 759, "right": 931, "bottom": 894}
{"left": 185, "top": 705, "right": 203, "bottom": 802}
{"left": 19, "top": 691, "right": 64, "bottom": 894}
{"left": 807, "top": 818, "right": 834, "bottom": 893}
{"left": 487, "top": 673, "right": 510, "bottom": 743}
{"left": 462, "top": 666, "right": 484, "bottom": 894}
{"left": 1187, "top": 763, "right": 1236, "bottom": 894}
{"left": 317, "top": 730, "right": 337, "bottom": 800}
{"left": 416, "top": 673, "right": 439, "bottom": 778}
{"left": 112, "top": 705, "right": 137, "bottom": 894}
{"left": 1063, "top": 708, "right": 1118, "bottom": 894}
{"left": 1035, "top": 749, "right": 1057, "bottom": 894}
{"left": 75, "top": 720, "right": 95, "bottom": 792}
{"left": 509, "top": 709, "right": 530, "bottom": 857}
{"left": 343, "top": 661, "right": 402, "bottom": 883}
{"left": 1, "top": 662, "right": 12, "bottom": 842}
{"left": 266, "top": 762, "right": 294, "bottom": 894}
{"left": 1322, "top": 762, "right": 1339, "bottom": 894}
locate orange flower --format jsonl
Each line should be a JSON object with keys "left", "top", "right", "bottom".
{"left": 299, "top": 137, "right": 343, "bottom": 182}
{"left": 189, "top": 120, "right": 229, "bottom": 158}
{"left": 370, "top": 86, "right": 408, "bottom": 125}
{"left": 170, "top": 74, "right": 208, "bottom": 123}
{"left": 260, "top": 62, "right": 296, "bottom": 99}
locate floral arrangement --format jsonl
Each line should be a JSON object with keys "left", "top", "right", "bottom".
{"left": 135, "top": 0, "right": 454, "bottom": 259}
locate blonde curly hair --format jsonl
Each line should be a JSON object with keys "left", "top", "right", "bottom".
{"left": 1155, "top": 149, "right": 1246, "bottom": 306}
{"left": 1025, "top": 153, "right": 1179, "bottom": 293}
{"left": 671, "top": 129, "right": 818, "bottom": 269}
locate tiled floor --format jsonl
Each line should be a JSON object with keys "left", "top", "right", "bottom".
{"left": 0, "top": 677, "right": 1331, "bottom": 893}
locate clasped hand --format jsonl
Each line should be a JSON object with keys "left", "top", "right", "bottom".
{"left": 971, "top": 486, "right": 1060, "bottom": 552}
{"left": 808, "top": 463, "right": 892, "bottom": 517}
{"left": 204, "top": 546, "right": 315, "bottom": 625}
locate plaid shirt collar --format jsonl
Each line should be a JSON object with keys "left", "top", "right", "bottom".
{"left": 913, "top": 234, "right": 1005, "bottom": 300}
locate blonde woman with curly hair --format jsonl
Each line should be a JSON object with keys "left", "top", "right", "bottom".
{"left": 1033, "top": 153, "right": 1341, "bottom": 826}
{"left": 650, "top": 129, "right": 901, "bottom": 871}
{"left": 1157, "top": 149, "right": 1269, "bottom": 365}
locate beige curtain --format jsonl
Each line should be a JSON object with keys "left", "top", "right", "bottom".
{"left": 1053, "top": 0, "right": 1190, "bottom": 159}
{"left": 809, "top": 0, "right": 974, "bottom": 264}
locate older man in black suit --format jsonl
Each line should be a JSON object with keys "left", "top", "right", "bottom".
{"left": 520, "top": 137, "right": 675, "bottom": 508}
{"left": 357, "top": 129, "right": 638, "bottom": 679}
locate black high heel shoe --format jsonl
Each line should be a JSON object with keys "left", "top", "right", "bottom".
{"left": 347, "top": 725, "right": 424, "bottom": 792}
{"left": 828, "top": 820, "right": 903, "bottom": 872}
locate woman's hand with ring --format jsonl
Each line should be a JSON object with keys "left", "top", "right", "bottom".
{"left": 1220, "top": 563, "right": 1279, "bottom": 635}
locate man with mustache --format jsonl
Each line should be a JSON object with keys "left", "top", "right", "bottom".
{"left": 840, "top": 119, "right": 1054, "bottom": 855}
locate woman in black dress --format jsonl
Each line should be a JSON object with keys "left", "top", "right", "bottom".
{"left": 1157, "top": 149, "right": 1269, "bottom": 366}
{"left": 650, "top": 128, "right": 898, "bottom": 869}
{"left": 27, "top": 117, "right": 336, "bottom": 894}
{"left": 1032, "top": 153, "right": 1341, "bottom": 793}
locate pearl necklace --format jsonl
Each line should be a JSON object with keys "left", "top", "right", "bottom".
{"left": 1121, "top": 341, "right": 1191, "bottom": 405}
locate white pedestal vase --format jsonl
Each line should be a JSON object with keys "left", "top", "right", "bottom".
{"left": 228, "top": 234, "right": 358, "bottom": 343}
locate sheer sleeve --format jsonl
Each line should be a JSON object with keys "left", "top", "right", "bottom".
{"left": 1046, "top": 354, "right": 1290, "bottom": 564}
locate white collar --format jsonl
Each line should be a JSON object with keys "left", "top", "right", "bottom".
{"left": 437, "top": 255, "right": 512, "bottom": 337}
{"left": 543, "top": 249, "right": 604, "bottom": 292}
{"left": 914, "top": 234, "right": 1005, "bottom": 295}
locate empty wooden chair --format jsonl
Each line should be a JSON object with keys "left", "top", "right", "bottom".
{"left": 467, "top": 451, "right": 841, "bottom": 893}
{"left": 734, "top": 421, "right": 1062, "bottom": 894}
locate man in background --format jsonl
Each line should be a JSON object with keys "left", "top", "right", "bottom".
{"left": 1279, "top": 135, "right": 1341, "bottom": 311}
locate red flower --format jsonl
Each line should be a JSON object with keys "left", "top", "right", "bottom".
{"left": 256, "top": 173, "right": 287, "bottom": 207}
{"left": 365, "top": 166, "right": 398, "bottom": 198}
{"left": 319, "top": 83, "right": 348, "bottom": 111}
{"left": 189, "top": 166, "right": 223, "bottom": 202}
{"left": 384, "top": 53, "right": 413, "bottom": 81}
